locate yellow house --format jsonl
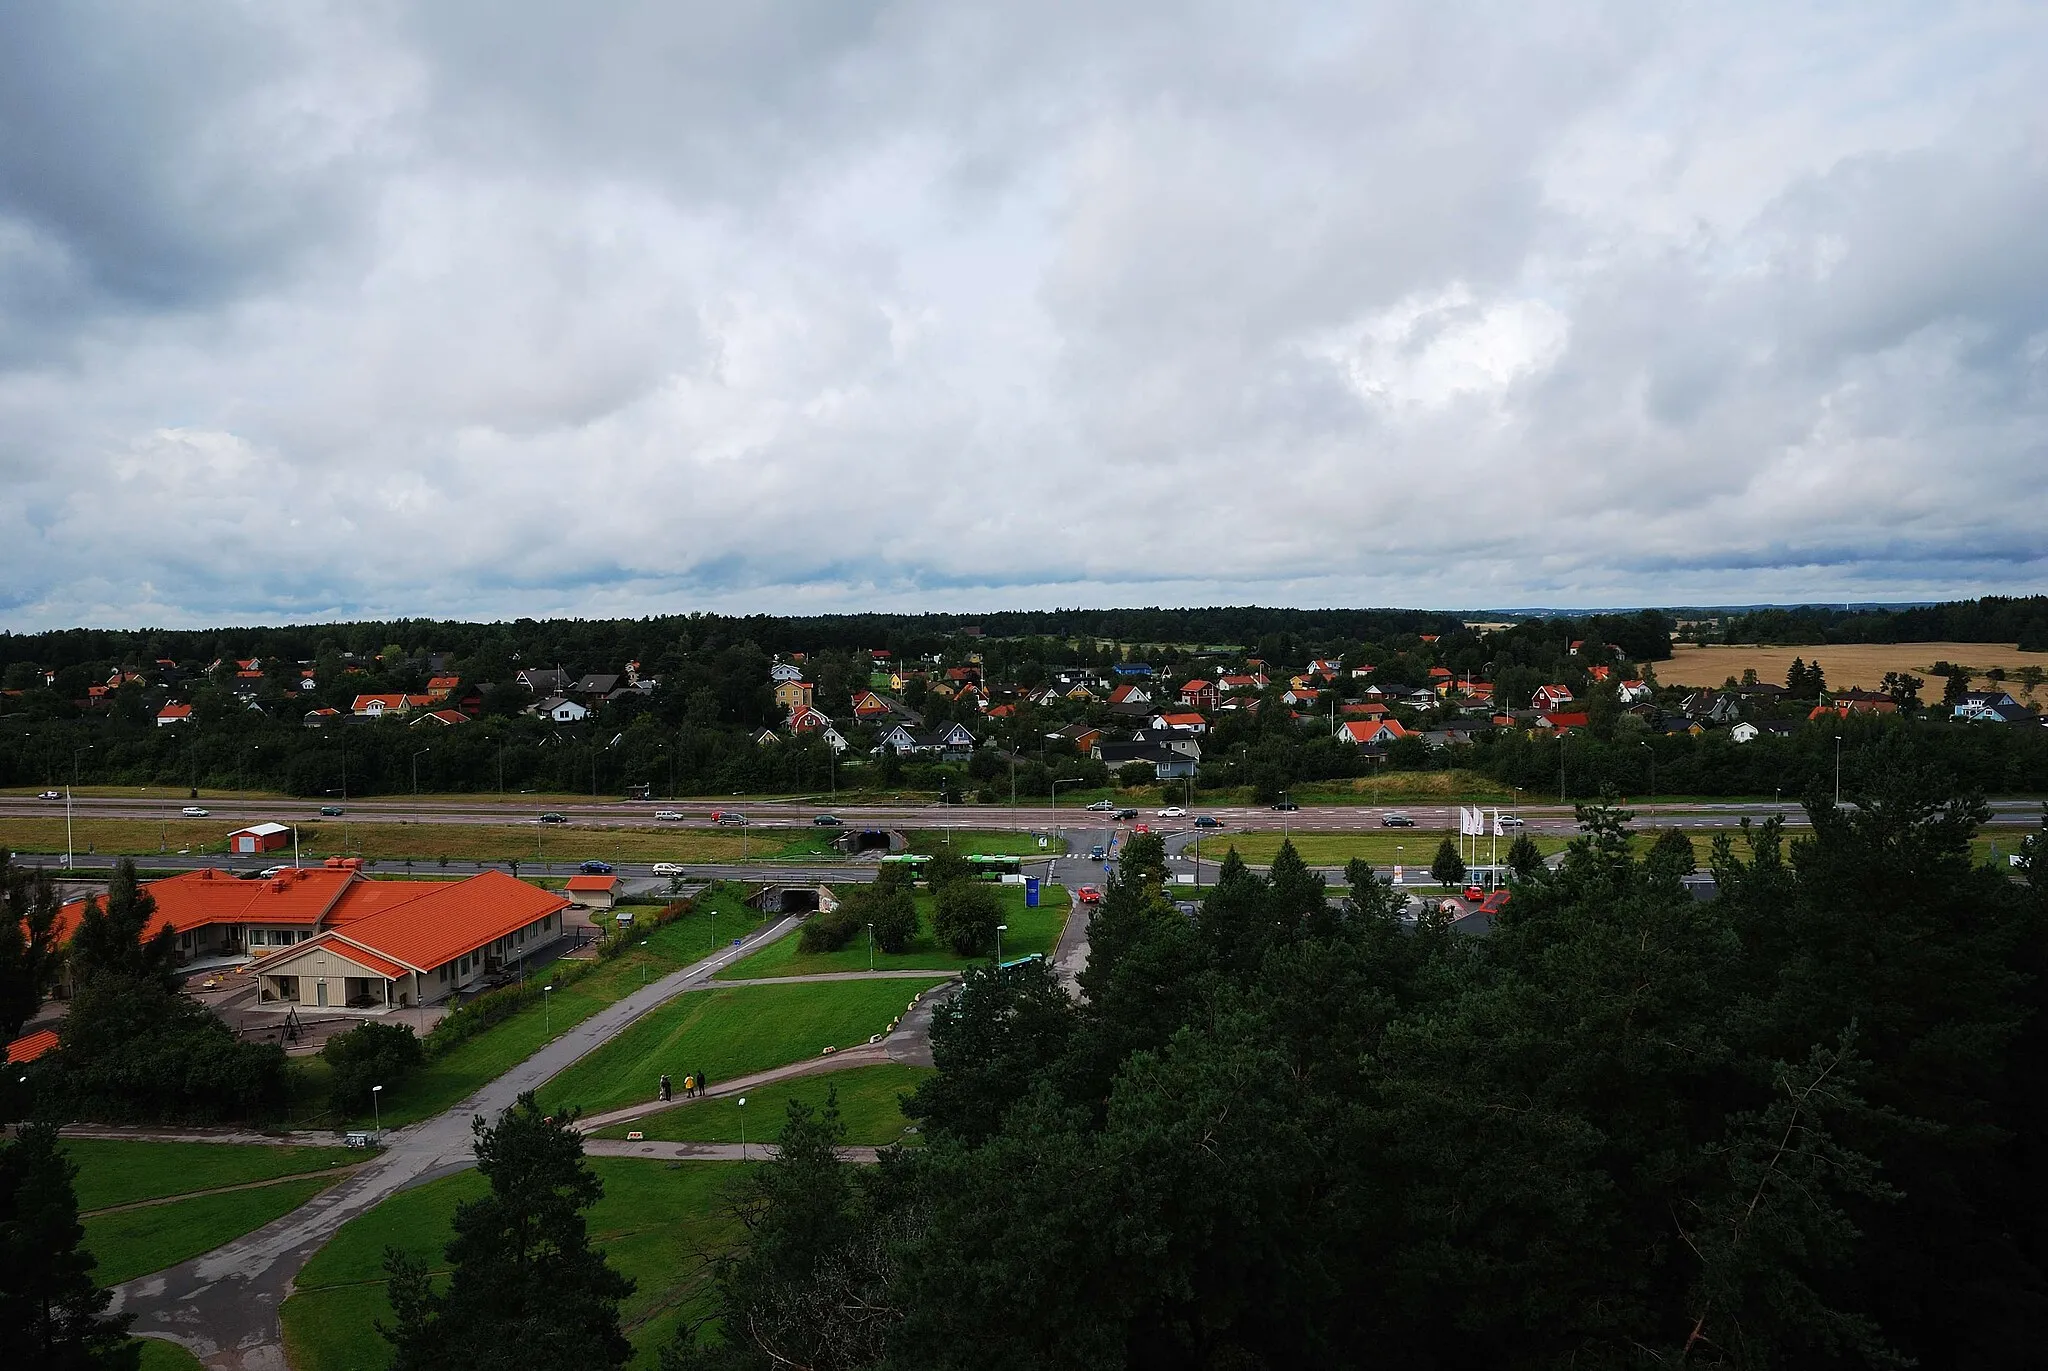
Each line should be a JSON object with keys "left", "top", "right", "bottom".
{"left": 773, "top": 680, "right": 814, "bottom": 713}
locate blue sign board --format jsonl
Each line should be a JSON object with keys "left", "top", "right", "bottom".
{"left": 1024, "top": 877, "right": 1040, "bottom": 908}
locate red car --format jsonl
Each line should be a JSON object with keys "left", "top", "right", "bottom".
{"left": 1462, "top": 885, "right": 1487, "bottom": 903}
{"left": 1076, "top": 885, "right": 1102, "bottom": 904}
{"left": 1133, "top": 823, "right": 1150, "bottom": 835}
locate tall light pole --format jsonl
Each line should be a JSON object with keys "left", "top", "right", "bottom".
{"left": 371, "top": 1083, "right": 383, "bottom": 1138}
{"left": 739, "top": 1096, "right": 748, "bottom": 1160}
{"left": 543, "top": 984, "right": 554, "bottom": 1036}
{"left": 1638, "top": 741, "right": 1654, "bottom": 821}
{"left": 867, "top": 922, "right": 875, "bottom": 972}
{"left": 995, "top": 923, "right": 1007, "bottom": 963}
{"left": 1051, "top": 776, "right": 1085, "bottom": 851}
{"left": 65, "top": 744, "right": 91, "bottom": 870}
{"left": 411, "top": 748, "right": 431, "bottom": 824}
{"left": 1834, "top": 734, "right": 1842, "bottom": 809}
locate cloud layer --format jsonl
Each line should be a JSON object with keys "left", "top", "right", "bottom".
{"left": 3, "top": 1, "right": 2045, "bottom": 627}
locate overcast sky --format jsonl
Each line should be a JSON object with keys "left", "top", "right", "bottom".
{"left": 3, "top": 2, "right": 2045, "bottom": 630}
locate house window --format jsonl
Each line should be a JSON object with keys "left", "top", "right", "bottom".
{"left": 439, "top": 966, "right": 449, "bottom": 983}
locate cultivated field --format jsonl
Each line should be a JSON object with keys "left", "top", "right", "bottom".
{"left": 1663, "top": 642, "right": 2043, "bottom": 692}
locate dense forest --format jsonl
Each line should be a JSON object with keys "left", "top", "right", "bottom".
{"left": 1706, "top": 596, "right": 2048, "bottom": 650}
{"left": 677, "top": 749, "right": 2048, "bottom": 1370}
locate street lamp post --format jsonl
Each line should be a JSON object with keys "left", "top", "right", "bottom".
{"left": 411, "top": 748, "right": 431, "bottom": 824}
{"left": 739, "top": 1096, "right": 748, "bottom": 1160}
{"left": 1639, "top": 741, "right": 1655, "bottom": 821}
{"left": 65, "top": 744, "right": 91, "bottom": 870}
{"left": 543, "top": 984, "right": 554, "bottom": 1036}
{"left": 867, "top": 922, "right": 875, "bottom": 972}
{"left": 1050, "top": 777, "right": 1085, "bottom": 850}
{"left": 995, "top": 923, "right": 1007, "bottom": 963}
{"left": 1834, "top": 734, "right": 1843, "bottom": 808}
{"left": 371, "top": 1083, "right": 383, "bottom": 1138}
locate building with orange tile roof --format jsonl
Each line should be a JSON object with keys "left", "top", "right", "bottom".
{"left": 6, "top": 1028, "right": 59, "bottom": 1064}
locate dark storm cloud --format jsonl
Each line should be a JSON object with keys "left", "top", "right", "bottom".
{"left": 0, "top": 2, "right": 2044, "bottom": 628}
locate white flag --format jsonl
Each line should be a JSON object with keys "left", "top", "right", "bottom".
{"left": 1460, "top": 805, "right": 1482, "bottom": 836}
{"left": 1491, "top": 809, "right": 1506, "bottom": 836}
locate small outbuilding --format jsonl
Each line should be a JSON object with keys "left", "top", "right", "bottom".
{"left": 229, "top": 822, "right": 292, "bottom": 855}
{"left": 564, "top": 873, "right": 620, "bottom": 911}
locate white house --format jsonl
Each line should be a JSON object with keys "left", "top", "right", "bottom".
{"left": 532, "top": 695, "right": 590, "bottom": 724}
{"left": 770, "top": 662, "right": 805, "bottom": 684}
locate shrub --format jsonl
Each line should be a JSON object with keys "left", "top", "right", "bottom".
{"left": 841, "top": 881, "right": 918, "bottom": 954}
{"left": 933, "top": 879, "right": 1001, "bottom": 957}
{"left": 799, "top": 908, "right": 859, "bottom": 953}
{"left": 322, "top": 1020, "right": 424, "bottom": 1116}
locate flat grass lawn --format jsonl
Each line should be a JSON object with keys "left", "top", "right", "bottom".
{"left": 717, "top": 884, "right": 1068, "bottom": 979}
{"left": 592, "top": 1063, "right": 934, "bottom": 1145}
{"left": 283, "top": 1159, "right": 741, "bottom": 1371}
{"left": 135, "top": 1338, "right": 207, "bottom": 1371}
{"left": 540, "top": 978, "right": 946, "bottom": 1118}
{"left": 83, "top": 1176, "right": 339, "bottom": 1286}
{"left": 1216, "top": 826, "right": 1771, "bottom": 872}
{"left": 66, "top": 1139, "right": 362, "bottom": 1211}
{"left": 899, "top": 828, "right": 1067, "bottom": 857}
{"left": 343, "top": 897, "right": 772, "bottom": 1130}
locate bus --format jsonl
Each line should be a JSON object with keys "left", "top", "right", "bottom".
{"left": 966, "top": 854, "right": 1023, "bottom": 880}
{"left": 878, "top": 853, "right": 932, "bottom": 872}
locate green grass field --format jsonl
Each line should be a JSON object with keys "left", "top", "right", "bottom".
{"left": 540, "top": 978, "right": 946, "bottom": 1118}
{"left": 83, "top": 1177, "right": 340, "bottom": 1286}
{"left": 899, "top": 828, "right": 1066, "bottom": 857}
{"left": 282, "top": 1159, "right": 741, "bottom": 1371}
{"left": 592, "top": 1063, "right": 934, "bottom": 1146}
{"left": 134, "top": 1338, "right": 206, "bottom": 1370}
{"left": 1213, "top": 826, "right": 1770, "bottom": 870}
{"left": 65, "top": 1139, "right": 362, "bottom": 1211}
{"left": 340, "top": 894, "right": 772, "bottom": 1129}
{"left": 716, "top": 885, "right": 1068, "bottom": 979}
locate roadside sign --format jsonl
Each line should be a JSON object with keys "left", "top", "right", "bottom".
{"left": 1024, "top": 877, "right": 1040, "bottom": 907}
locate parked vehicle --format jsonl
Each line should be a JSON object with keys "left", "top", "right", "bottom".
{"left": 1462, "top": 885, "right": 1487, "bottom": 902}
{"left": 1133, "top": 823, "right": 1151, "bottom": 835}
{"left": 812, "top": 814, "right": 843, "bottom": 826}
{"left": 539, "top": 812, "right": 568, "bottom": 824}
{"left": 1381, "top": 812, "right": 1416, "bottom": 827}
{"left": 1194, "top": 815, "right": 1221, "bottom": 829}
{"left": 259, "top": 866, "right": 287, "bottom": 879}
{"left": 182, "top": 806, "right": 210, "bottom": 817}
{"left": 651, "top": 862, "right": 686, "bottom": 877}
{"left": 654, "top": 809, "right": 685, "bottom": 821}
{"left": 1077, "top": 885, "right": 1102, "bottom": 904}
{"left": 319, "top": 805, "right": 344, "bottom": 817}
{"left": 579, "top": 860, "right": 615, "bottom": 875}
{"left": 1158, "top": 806, "right": 1187, "bottom": 818}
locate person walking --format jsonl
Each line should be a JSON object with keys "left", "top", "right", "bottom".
{"left": 659, "top": 1073, "right": 671, "bottom": 1102}
{"left": 695, "top": 1067, "right": 708, "bottom": 1098}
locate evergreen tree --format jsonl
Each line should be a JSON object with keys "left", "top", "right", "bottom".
{"left": 0, "top": 849, "right": 63, "bottom": 1039}
{"left": 384, "top": 1094, "right": 634, "bottom": 1370}
{"left": 0, "top": 1124, "right": 138, "bottom": 1370}
{"left": 1429, "top": 837, "right": 1467, "bottom": 888}
{"left": 68, "top": 862, "right": 177, "bottom": 991}
{"left": 1505, "top": 831, "right": 1545, "bottom": 878}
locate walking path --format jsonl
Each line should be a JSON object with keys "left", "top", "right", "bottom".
{"left": 81, "top": 1166, "right": 371, "bottom": 1218}
{"left": 109, "top": 912, "right": 802, "bottom": 1371}
{"left": 583, "top": 1138, "right": 883, "bottom": 1164}
{"left": 62, "top": 1125, "right": 344, "bottom": 1148}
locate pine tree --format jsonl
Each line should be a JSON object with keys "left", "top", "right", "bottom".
{"left": 0, "top": 1124, "right": 138, "bottom": 1370}
{"left": 0, "top": 849, "right": 64, "bottom": 1039}
{"left": 383, "top": 1094, "right": 633, "bottom": 1370}
{"left": 1429, "top": 837, "right": 1467, "bottom": 889}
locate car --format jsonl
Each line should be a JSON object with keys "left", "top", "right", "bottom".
{"left": 579, "top": 860, "right": 615, "bottom": 875}
{"left": 653, "top": 809, "right": 685, "bottom": 821}
{"left": 1076, "top": 885, "right": 1102, "bottom": 904}
{"left": 651, "top": 862, "right": 686, "bottom": 878}
{"left": 1133, "top": 823, "right": 1151, "bottom": 835}
{"left": 37, "top": 790, "right": 61, "bottom": 800}
{"left": 1496, "top": 814, "right": 1526, "bottom": 829}
{"left": 539, "top": 812, "right": 569, "bottom": 824}
{"left": 1086, "top": 799, "right": 1117, "bottom": 812}
{"left": 1273, "top": 799, "right": 1300, "bottom": 812}
{"left": 712, "top": 810, "right": 748, "bottom": 826}
{"left": 1088, "top": 844, "right": 1107, "bottom": 860}
{"left": 1116, "top": 808, "right": 1138, "bottom": 821}
{"left": 319, "top": 805, "right": 344, "bottom": 817}
{"left": 182, "top": 806, "right": 210, "bottom": 817}
{"left": 1381, "top": 812, "right": 1416, "bottom": 827}
{"left": 1194, "top": 815, "right": 1221, "bottom": 829}
{"left": 1158, "top": 806, "right": 1187, "bottom": 818}
{"left": 812, "top": 814, "right": 843, "bottom": 826}
{"left": 1462, "top": 885, "right": 1488, "bottom": 902}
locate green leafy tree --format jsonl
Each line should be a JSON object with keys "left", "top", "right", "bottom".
{"left": 0, "top": 1124, "right": 137, "bottom": 1370}
{"left": 67, "top": 861, "right": 177, "bottom": 991}
{"left": 384, "top": 1094, "right": 633, "bottom": 1370}
{"left": 839, "top": 881, "right": 918, "bottom": 955}
{"left": 1429, "top": 837, "right": 1467, "bottom": 888}
{"left": 0, "top": 850, "right": 64, "bottom": 1039}
{"left": 931, "top": 879, "right": 1001, "bottom": 957}
{"left": 1505, "top": 831, "right": 1545, "bottom": 878}
{"left": 1645, "top": 826, "right": 1698, "bottom": 881}
{"left": 905, "top": 959, "right": 1079, "bottom": 1146}
{"left": 322, "top": 1021, "right": 424, "bottom": 1117}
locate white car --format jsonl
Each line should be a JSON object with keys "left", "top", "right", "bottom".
{"left": 182, "top": 806, "right": 211, "bottom": 817}
{"left": 37, "top": 790, "right": 61, "bottom": 800}
{"left": 1086, "top": 799, "right": 1117, "bottom": 812}
{"left": 654, "top": 810, "right": 685, "bottom": 821}
{"left": 652, "top": 862, "right": 686, "bottom": 877}
{"left": 1496, "top": 815, "right": 1526, "bottom": 829}
{"left": 1158, "top": 806, "right": 1187, "bottom": 818}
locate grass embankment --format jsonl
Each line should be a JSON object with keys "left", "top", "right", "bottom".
{"left": 592, "top": 1063, "right": 933, "bottom": 1146}
{"left": 717, "top": 884, "right": 1069, "bottom": 980}
{"left": 282, "top": 1159, "right": 740, "bottom": 1371}
{"left": 898, "top": 828, "right": 1067, "bottom": 857}
{"left": 540, "top": 978, "right": 946, "bottom": 1119}
{"left": 134, "top": 1338, "right": 207, "bottom": 1370}
{"left": 64, "top": 1138, "right": 366, "bottom": 1286}
{"left": 1215, "top": 826, "right": 1794, "bottom": 871}
{"left": 0, "top": 817, "right": 833, "bottom": 864}
{"left": 332, "top": 890, "right": 770, "bottom": 1130}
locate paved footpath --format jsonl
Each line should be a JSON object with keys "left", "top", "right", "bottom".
{"left": 110, "top": 914, "right": 804, "bottom": 1371}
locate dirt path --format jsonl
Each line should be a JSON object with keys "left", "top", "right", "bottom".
{"left": 81, "top": 1165, "right": 369, "bottom": 1217}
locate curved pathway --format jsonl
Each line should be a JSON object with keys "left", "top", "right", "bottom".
{"left": 109, "top": 913, "right": 801, "bottom": 1370}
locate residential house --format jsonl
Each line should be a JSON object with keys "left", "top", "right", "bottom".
{"left": 1217, "top": 673, "right": 1265, "bottom": 693}
{"left": 1588, "top": 665, "right": 1612, "bottom": 683}
{"left": 531, "top": 696, "right": 590, "bottom": 724}
{"left": 1178, "top": 679, "right": 1221, "bottom": 710}
{"left": 1112, "top": 663, "right": 1155, "bottom": 678}
{"left": 156, "top": 702, "right": 193, "bottom": 727}
{"left": 1307, "top": 658, "right": 1343, "bottom": 680}
{"left": 1336, "top": 719, "right": 1410, "bottom": 745}
{"left": 1954, "top": 691, "right": 2028, "bottom": 723}
{"left": 1341, "top": 700, "right": 1390, "bottom": 718}
{"left": 1531, "top": 684, "right": 1575, "bottom": 710}
{"left": 752, "top": 728, "right": 782, "bottom": 746}
{"left": 1730, "top": 720, "right": 1804, "bottom": 743}
{"left": 1281, "top": 687, "right": 1321, "bottom": 707}
{"left": 1537, "top": 711, "right": 1592, "bottom": 734}
{"left": 573, "top": 674, "right": 621, "bottom": 700}
{"left": 425, "top": 675, "right": 462, "bottom": 701}
{"left": 1730, "top": 722, "right": 1762, "bottom": 744}
{"left": 516, "top": 667, "right": 571, "bottom": 697}
{"left": 1048, "top": 723, "right": 1102, "bottom": 755}
{"left": 411, "top": 710, "right": 470, "bottom": 727}
{"left": 1617, "top": 679, "right": 1654, "bottom": 704}
{"left": 876, "top": 722, "right": 976, "bottom": 761}
{"left": 1106, "top": 683, "right": 1152, "bottom": 707}
{"left": 1662, "top": 718, "right": 1706, "bottom": 737}
{"left": 53, "top": 864, "right": 570, "bottom": 1013}
{"left": 1150, "top": 711, "right": 1209, "bottom": 735}
{"left": 1399, "top": 687, "right": 1438, "bottom": 710}
{"left": 352, "top": 693, "right": 435, "bottom": 719}
{"left": 1094, "top": 738, "right": 1200, "bottom": 780}
{"left": 773, "top": 680, "right": 815, "bottom": 714}
{"left": 564, "top": 874, "right": 619, "bottom": 911}
{"left": 770, "top": 662, "right": 805, "bottom": 684}
{"left": 302, "top": 707, "right": 341, "bottom": 728}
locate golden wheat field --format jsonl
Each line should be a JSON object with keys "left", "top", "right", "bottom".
{"left": 1662, "top": 642, "right": 2044, "bottom": 693}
